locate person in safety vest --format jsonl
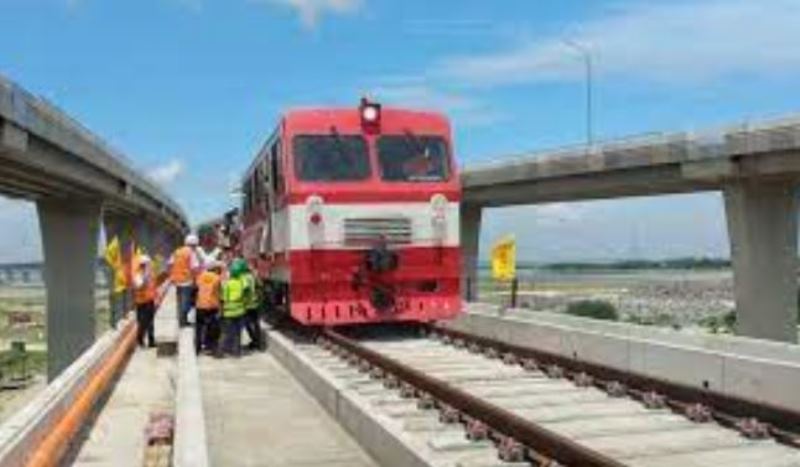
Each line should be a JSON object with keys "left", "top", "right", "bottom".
{"left": 220, "top": 258, "right": 251, "bottom": 357}
{"left": 134, "top": 255, "right": 157, "bottom": 348}
{"left": 169, "top": 234, "right": 201, "bottom": 327}
{"left": 241, "top": 263, "right": 263, "bottom": 351}
{"left": 195, "top": 261, "right": 223, "bottom": 355}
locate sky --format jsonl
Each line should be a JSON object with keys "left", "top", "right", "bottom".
{"left": 2, "top": 0, "right": 800, "bottom": 262}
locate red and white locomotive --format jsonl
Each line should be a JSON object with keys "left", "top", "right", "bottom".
{"left": 239, "top": 99, "right": 462, "bottom": 325}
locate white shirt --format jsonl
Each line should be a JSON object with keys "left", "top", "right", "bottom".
{"left": 198, "top": 247, "right": 222, "bottom": 269}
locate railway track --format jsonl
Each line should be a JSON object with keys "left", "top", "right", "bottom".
{"left": 297, "top": 325, "right": 800, "bottom": 467}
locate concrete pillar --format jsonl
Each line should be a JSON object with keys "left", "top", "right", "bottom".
{"left": 460, "top": 203, "right": 483, "bottom": 301}
{"left": 37, "top": 198, "right": 102, "bottom": 380}
{"left": 134, "top": 221, "right": 155, "bottom": 255}
{"left": 724, "top": 181, "right": 799, "bottom": 342}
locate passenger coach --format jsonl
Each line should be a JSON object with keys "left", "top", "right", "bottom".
{"left": 239, "top": 99, "right": 462, "bottom": 325}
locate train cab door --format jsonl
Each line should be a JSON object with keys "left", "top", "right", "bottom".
{"left": 264, "top": 135, "right": 289, "bottom": 313}
{"left": 263, "top": 136, "right": 283, "bottom": 258}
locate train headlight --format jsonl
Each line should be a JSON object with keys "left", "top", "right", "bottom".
{"left": 306, "top": 195, "right": 324, "bottom": 225}
{"left": 359, "top": 97, "right": 381, "bottom": 133}
{"left": 430, "top": 193, "right": 447, "bottom": 241}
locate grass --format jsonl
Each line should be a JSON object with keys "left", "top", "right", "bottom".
{"left": 565, "top": 300, "right": 619, "bottom": 321}
{"left": 0, "top": 349, "right": 46, "bottom": 383}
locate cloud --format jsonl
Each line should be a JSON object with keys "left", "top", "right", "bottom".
{"left": 147, "top": 159, "right": 185, "bottom": 185}
{"left": 370, "top": 79, "right": 504, "bottom": 127}
{"left": 438, "top": 0, "right": 800, "bottom": 86}
{"left": 251, "top": 0, "right": 362, "bottom": 29}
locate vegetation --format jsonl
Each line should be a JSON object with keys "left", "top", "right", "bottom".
{"left": 699, "top": 310, "right": 736, "bottom": 334}
{"left": 0, "top": 348, "right": 46, "bottom": 385}
{"left": 625, "top": 312, "right": 680, "bottom": 329}
{"left": 477, "top": 257, "right": 731, "bottom": 272}
{"left": 564, "top": 300, "right": 619, "bottom": 321}
{"left": 542, "top": 257, "right": 730, "bottom": 272}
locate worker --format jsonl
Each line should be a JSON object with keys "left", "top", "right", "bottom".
{"left": 220, "top": 258, "right": 251, "bottom": 357}
{"left": 195, "top": 261, "right": 223, "bottom": 355}
{"left": 133, "top": 254, "right": 157, "bottom": 348}
{"left": 241, "top": 263, "right": 263, "bottom": 351}
{"left": 169, "top": 234, "right": 200, "bottom": 327}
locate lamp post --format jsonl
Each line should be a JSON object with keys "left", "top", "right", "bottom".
{"left": 563, "top": 39, "right": 594, "bottom": 149}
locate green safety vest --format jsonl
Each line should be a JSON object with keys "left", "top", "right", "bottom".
{"left": 222, "top": 277, "right": 247, "bottom": 318}
{"left": 242, "top": 273, "right": 259, "bottom": 310}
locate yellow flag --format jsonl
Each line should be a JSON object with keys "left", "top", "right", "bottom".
{"left": 491, "top": 235, "right": 516, "bottom": 281}
{"left": 104, "top": 236, "right": 128, "bottom": 293}
{"left": 153, "top": 254, "right": 164, "bottom": 276}
{"left": 104, "top": 236, "right": 121, "bottom": 268}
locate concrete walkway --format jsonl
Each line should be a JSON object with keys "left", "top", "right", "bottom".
{"left": 199, "top": 350, "right": 377, "bottom": 467}
{"left": 71, "top": 293, "right": 178, "bottom": 467}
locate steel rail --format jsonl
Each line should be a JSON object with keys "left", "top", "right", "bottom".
{"left": 432, "top": 325, "right": 800, "bottom": 447}
{"left": 322, "top": 328, "right": 625, "bottom": 467}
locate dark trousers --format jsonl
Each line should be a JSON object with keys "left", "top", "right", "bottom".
{"left": 221, "top": 315, "right": 243, "bottom": 357}
{"left": 195, "top": 309, "right": 219, "bottom": 354}
{"left": 176, "top": 285, "right": 194, "bottom": 327}
{"left": 136, "top": 301, "right": 156, "bottom": 347}
{"left": 244, "top": 308, "right": 262, "bottom": 350}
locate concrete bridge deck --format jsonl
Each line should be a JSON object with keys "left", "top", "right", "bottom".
{"left": 0, "top": 301, "right": 797, "bottom": 466}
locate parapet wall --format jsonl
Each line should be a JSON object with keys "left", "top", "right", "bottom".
{"left": 448, "top": 305, "right": 800, "bottom": 410}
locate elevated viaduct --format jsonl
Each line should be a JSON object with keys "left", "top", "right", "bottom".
{"left": 462, "top": 117, "right": 800, "bottom": 342}
{"left": 0, "top": 75, "right": 188, "bottom": 378}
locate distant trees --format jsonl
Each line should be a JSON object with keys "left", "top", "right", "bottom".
{"left": 544, "top": 257, "right": 730, "bottom": 272}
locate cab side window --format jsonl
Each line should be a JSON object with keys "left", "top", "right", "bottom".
{"left": 271, "top": 138, "right": 284, "bottom": 199}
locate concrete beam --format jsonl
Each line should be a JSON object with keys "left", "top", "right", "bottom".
{"left": 724, "top": 181, "right": 799, "bottom": 342}
{"left": 460, "top": 204, "right": 482, "bottom": 301}
{"left": 38, "top": 198, "right": 101, "bottom": 380}
{"left": 0, "top": 120, "right": 27, "bottom": 153}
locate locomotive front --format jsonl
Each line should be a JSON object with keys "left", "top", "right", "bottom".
{"left": 283, "top": 100, "right": 462, "bottom": 325}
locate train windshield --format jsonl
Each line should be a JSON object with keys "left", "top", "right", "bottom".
{"left": 377, "top": 135, "right": 450, "bottom": 182}
{"left": 293, "top": 135, "right": 370, "bottom": 181}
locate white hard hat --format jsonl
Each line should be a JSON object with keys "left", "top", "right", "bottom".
{"left": 139, "top": 255, "right": 152, "bottom": 265}
{"left": 185, "top": 234, "right": 199, "bottom": 246}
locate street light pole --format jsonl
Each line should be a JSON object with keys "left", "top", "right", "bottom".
{"left": 563, "top": 39, "right": 593, "bottom": 149}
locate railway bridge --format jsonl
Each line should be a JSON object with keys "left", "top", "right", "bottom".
{"left": 0, "top": 76, "right": 799, "bottom": 466}
{"left": 0, "top": 75, "right": 188, "bottom": 379}
{"left": 461, "top": 119, "right": 800, "bottom": 343}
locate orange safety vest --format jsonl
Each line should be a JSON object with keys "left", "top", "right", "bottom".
{"left": 170, "top": 246, "right": 194, "bottom": 284}
{"left": 196, "top": 270, "right": 221, "bottom": 310}
{"left": 135, "top": 274, "right": 157, "bottom": 305}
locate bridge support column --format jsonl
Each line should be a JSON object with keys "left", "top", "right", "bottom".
{"left": 38, "top": 198, "right": 102, "bottom": 380}
{"left": 461, "top": 204, "right": 483, "bottom": 301}
{"left": 134, "top": 222, "right": 152, "bottom": 254}
{"left": 724, "top": 181, "right": 799, "bottom": 343}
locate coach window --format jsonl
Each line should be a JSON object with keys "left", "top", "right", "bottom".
{"left": 252, "top": 170, "right": 262, "bottom": 209}
{"left": 242, "top": 179, "right": 253, "bottom": 215}
{"left": 293, "top": 135, "right": 370, "bottom": 181}
{"left": 377, "top": 135, "right": 449, "bottom": 182}
{"left": 271, "top": 139, "right": 284, "bottom": 195}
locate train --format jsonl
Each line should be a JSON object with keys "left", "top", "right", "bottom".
{"left": 232, "top": 98, "right": 462, "bottom": 325}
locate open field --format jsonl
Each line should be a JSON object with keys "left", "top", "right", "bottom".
{"left": 479, "top": 268, "right": 741, "bottom": 332}
{"left": 0, "top": 283, "right": 111, "bottom": 421}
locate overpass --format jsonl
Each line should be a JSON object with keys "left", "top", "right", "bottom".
{"left": 461, "top": 116, "right": 800, "bottom": 343}
{"left": 0, "top": 75, "right": 188, "bottom": 378}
